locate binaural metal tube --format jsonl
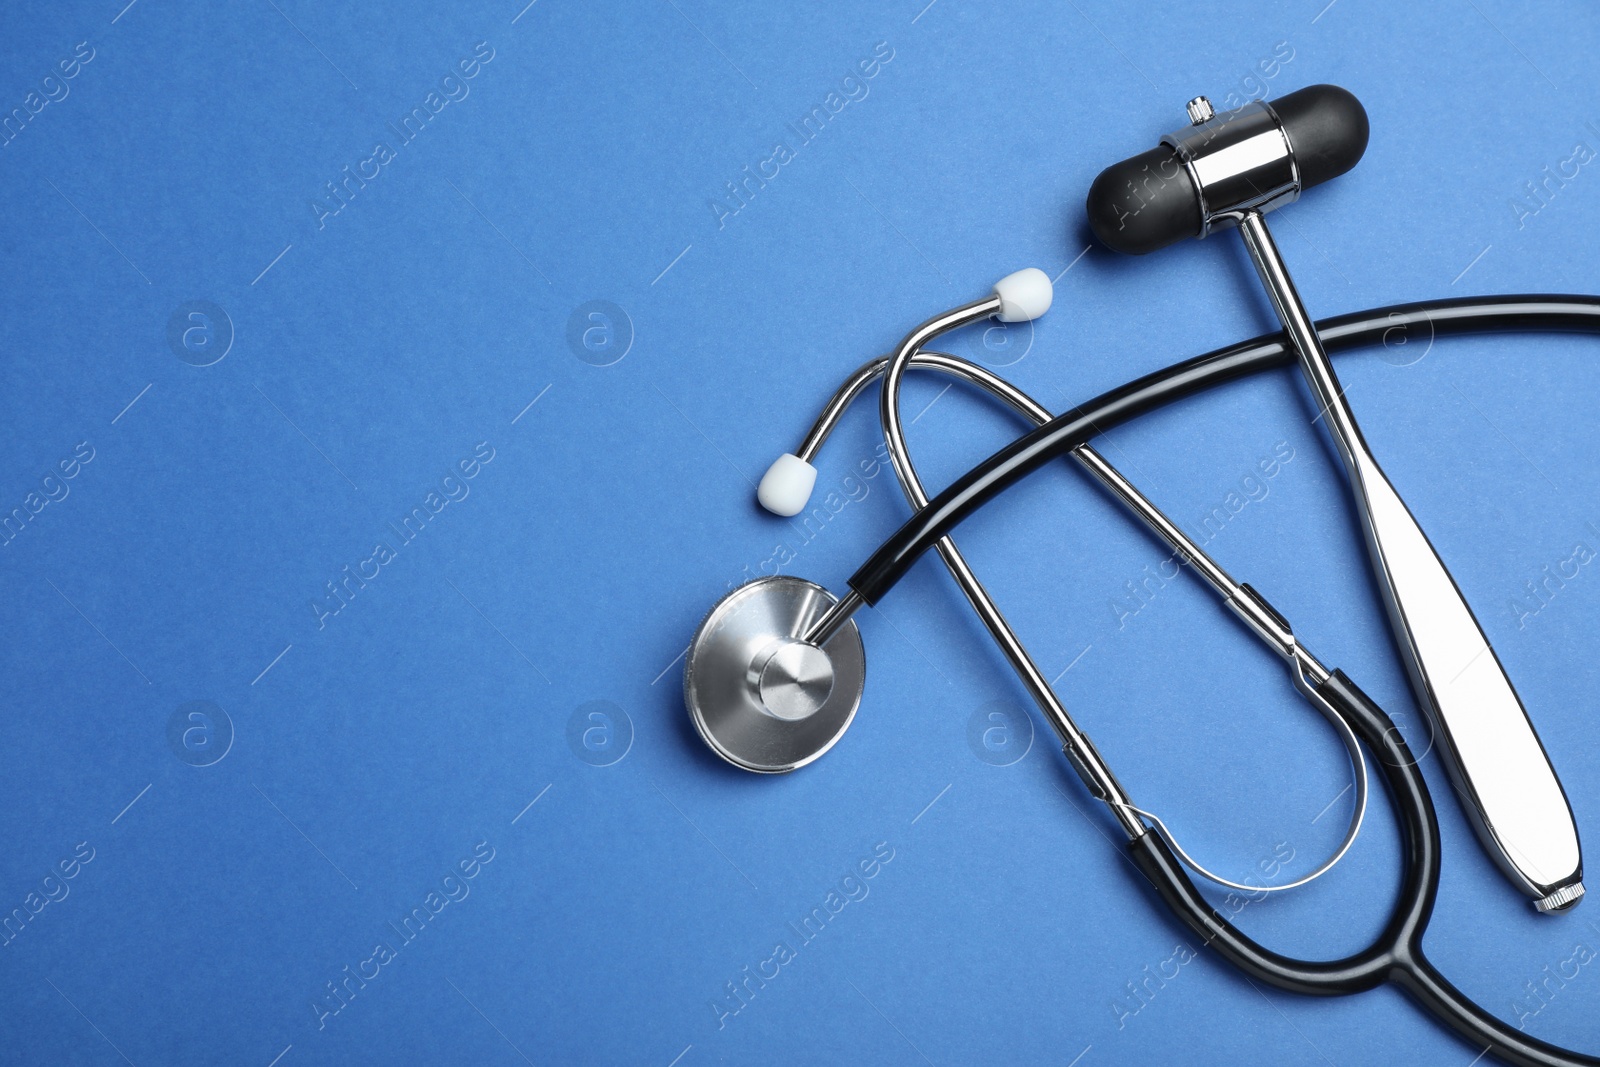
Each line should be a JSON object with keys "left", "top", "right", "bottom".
{"left": 878, "top": 295, "right": 1004, "bottom": 500}
{"left": 796, "top": 298, "right": 1149, "bottom": 840}
{"left": 874, "top": 342, "right": 1143, "bottom": 839}
{"left": 796, "top": 361, "right": 884, "bottom": 464}
{"left": 1069, "top": 446, "right": 1327, "bottom": 687}
{"left": 799, "top": 296, "right": 1164, "bottom": 836}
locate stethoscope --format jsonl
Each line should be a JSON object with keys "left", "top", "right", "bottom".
{"left": 680, "top": 85, "right": 1600, "bottom": 1067}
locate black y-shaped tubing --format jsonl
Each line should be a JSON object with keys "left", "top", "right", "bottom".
{"left": 1136, "top": 665, "right": 1600, "bottom": 1065}
{"left": 1135, "top": 667, "right": 1599, "bottom": 1065}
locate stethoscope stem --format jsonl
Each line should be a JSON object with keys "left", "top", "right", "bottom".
{"left": 802, "top": 589, "right": 864, "bottom": 648}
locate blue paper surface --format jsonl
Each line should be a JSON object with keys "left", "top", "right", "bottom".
{"left": 2, "top": 1, "right": 1600, "bottom": 1063}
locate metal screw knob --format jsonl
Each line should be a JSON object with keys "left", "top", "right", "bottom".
{"left": 1186, "top": 96, "right": 1215, "bottom": 125}
{"left": 1534, "top": 880, "right": 1586, "bottom": 914}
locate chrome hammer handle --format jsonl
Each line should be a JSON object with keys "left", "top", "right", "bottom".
{"left": 1237, "top": 210, "right": 1583, "bottom": 909}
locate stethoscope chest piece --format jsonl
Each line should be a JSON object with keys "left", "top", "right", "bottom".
{"left": 684, "top": 576, "right": 865, "bottom": 773}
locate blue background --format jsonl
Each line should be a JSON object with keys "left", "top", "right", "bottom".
{"left": 2, "top": 0, "right": 1599, "bottom": 1063}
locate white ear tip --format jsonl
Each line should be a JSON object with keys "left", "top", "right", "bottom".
{"left": 757, "top": 454, "right": 817, "bottom": 517}
{"left": 992, "top": 267, "right": 1054, "bottom": 322}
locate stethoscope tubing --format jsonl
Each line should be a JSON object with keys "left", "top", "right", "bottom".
{"left": 847, "top": 294, "right": 1600, "bottom": 1066}
{"left": 847, "top": 296, "right": 1600, "bottom": 605}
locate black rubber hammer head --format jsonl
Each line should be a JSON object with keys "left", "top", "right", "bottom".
{"left": 1086, "top": 84, "right": 1369, "bottom": 255}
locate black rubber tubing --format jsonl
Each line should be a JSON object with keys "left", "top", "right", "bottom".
{"left": 849, "top": 296, "right": 1600, "bottom": 603}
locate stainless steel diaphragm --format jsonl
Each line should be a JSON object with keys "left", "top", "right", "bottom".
{"left": 684, "top": 576, "right": 865, "bottom": 773}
